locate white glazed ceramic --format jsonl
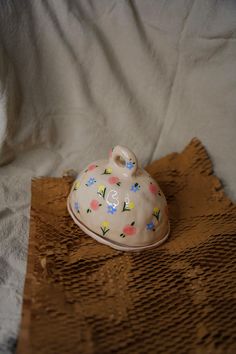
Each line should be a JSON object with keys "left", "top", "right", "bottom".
{"left": 67, "top": 146, "right": 170, "bottom": 251}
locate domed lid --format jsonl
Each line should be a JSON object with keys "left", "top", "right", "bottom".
{"left": 67, "top": 146, "right": 170, "bottom": 251}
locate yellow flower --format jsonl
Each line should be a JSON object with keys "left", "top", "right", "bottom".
{"left": 102, "top": 221, "right": 109, "bottom": 229}
{"left": 106, "top": 167, "right": 112, "bottom": 174}
{"left": 128, "top": 201, "right": 135, "bottom": 210}
{"left": 98, "top": 185, "right": 105, "bottom": 193}
{"left": 153, "top": 207, "right": 160, "bottom": 214}
{"left": 74, "top": 181, "right": 81, "bottom": 190}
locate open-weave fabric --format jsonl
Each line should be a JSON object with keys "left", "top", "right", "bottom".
{"left": 17, "top": 139, "right": 236, "bottom": 354}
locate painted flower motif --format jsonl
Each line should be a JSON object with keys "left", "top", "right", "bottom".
{"left": 102, "top": 167, "right": 113, "bottom": 175}
{"left": 102, "top": 221, "right": 109, "bottom": 229}
{"left": 97, "top": 185, "right": 106, "bottom": 199}
{"left": 128, "top": 201, "right": 135, "bottom": 209}
{"left": 90, "top": 199, "right": 100, "bottom": 210}
{"left": 101, "top": 221, "right": 110, "bottom": 236}
{"left": 73, "top": 181, "right": 81, "bottom": 190}
{"left": 107, "top": 204, "right": 117, "bottom": 215}
{"left": 152, "top": 207, "right": 160, "bottom": 221}
{"left": 149, "top": 182, "right": 158, "bottom": 195}
{"left": 122, "top": 201, "right": 135, "bottom": 212}
{"left": 108, "top": 176, "right": 121, "bottom": 186}
{"left": 120, "top": 221, "right": 136, "bottom": 238}
{"left": 146, "top": 221, "right": 155, "bottom": 231}
{"left": 87, "top": 199, "right": 102, "bottom": 213}
{"left": 74, "top": 201, "right": 80, "bottom": 213}
{"left": 86, "top": 177, "right": 96, "bottom": 187}
{"left": 126, "top": 161, "right": 135, "bottom": 170}
{"left": 130, "top": 182, "right": 140, "bottom": 192}
{"left": 85, "top": 164, "right": 98, "bottom": 172}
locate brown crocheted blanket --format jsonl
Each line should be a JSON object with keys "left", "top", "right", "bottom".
{"left": 17, "top": 138, "right": 236, "bottom": 354}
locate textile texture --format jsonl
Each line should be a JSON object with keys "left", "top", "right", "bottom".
{"left": 17, "top": 139, "right": 236, "bottom": 354}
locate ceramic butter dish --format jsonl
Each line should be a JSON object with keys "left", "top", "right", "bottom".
{"left": 67, "top": 146, "right": 170, "bottom": 251}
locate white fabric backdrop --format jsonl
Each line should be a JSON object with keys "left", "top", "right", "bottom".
{"left": 0, "top": 0, "right": 236, "bottom": 352}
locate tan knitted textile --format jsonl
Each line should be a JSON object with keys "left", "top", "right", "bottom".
{"left": 17, "top": 138, "right": 236, "bottom": 354}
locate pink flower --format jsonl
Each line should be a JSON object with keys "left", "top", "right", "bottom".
{"left": 109, "top": 148, "right": 113, "bottom": 158}
{"left": 90, "top": 199, "right": 100, "bottom": 211}
{"left": 88, "top": 164, "right": 97, "bottom": 171}
{"left": 123, "top": 225, "right": 136, "bottom": 236}
{"left": 108, "top": 176, "right": 120, "bottom": 185}
{"left": 149, "top": 182, "right": 158, "bottom": 195}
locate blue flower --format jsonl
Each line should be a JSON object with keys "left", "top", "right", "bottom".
{"left": 74, "top": 202, "right": 80, "bottom": 212}
{"left": 126, "top": 161, "right": 134, "bottom": 170}
{"left": 86, "top": 177, "right": 96, "bottom": 186}
{"left": 146, "top": 221, "right": 155, "bottom": 231}
{"left": 107, "top": 204, "right": 117, "bottom": 215}
{"left": 130, "top": 183, "right": 140, "bottom": 192}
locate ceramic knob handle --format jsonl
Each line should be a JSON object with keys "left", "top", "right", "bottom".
{"left": 110, "top": 145, "right": 138, "bottom": 178}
